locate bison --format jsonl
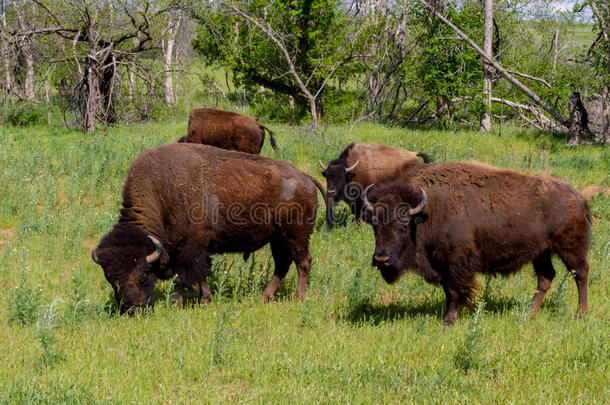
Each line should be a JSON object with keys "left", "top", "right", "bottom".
{"left": 362, "top": 161, "right": 590, "bottom": 324}
{"left": 319, "top": 143, "right": 429, "bottom": 227}
{"left": 178, "top": 108, "right": 277, "bottom": 154}
{"left": 91, "top": 143, "right": 328, "bottom": 313}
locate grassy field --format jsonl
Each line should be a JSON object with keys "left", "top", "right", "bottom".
{"left": 0, "top": 121, "right": 608, "bottom": 403}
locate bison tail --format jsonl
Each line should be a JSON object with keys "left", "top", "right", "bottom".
{"left": 416, "top": 152, "right": 431, "bottom": 163}
{"left": 310, "top": 176, "right": 334, "bottom": 229}
{"left": 261, "top": 125, "right": 278, "bottom": 151}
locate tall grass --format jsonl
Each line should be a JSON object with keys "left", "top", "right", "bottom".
{"left": 0, "top": 121, "right": 608, "bottom": 403}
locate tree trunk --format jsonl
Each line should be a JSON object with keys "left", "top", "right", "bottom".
{"left": 309, "top": 97, "right": 318, "bottom": 126}
{"left": 84, "top": 60, "right": 100, "bottom": 134}
{"left": 566, "top": 92, "right": 594, "bottom": 145}
{"left": 479, "top": 0, "right": 493, "bottom": 132}
{"left": 164, "top": 22, "right": 178, "bottom": 106}
{"left": 24, "top": 44, "right": 35, "bottom": 100}
{"left": 15, "top": 0, "right": 35, "bottom": 100}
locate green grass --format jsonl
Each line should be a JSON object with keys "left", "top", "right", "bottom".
{"left": 0, "top": 122, "right": 608, "bottom": 403}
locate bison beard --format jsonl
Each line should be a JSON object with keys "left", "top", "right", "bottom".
{"left": 363, "top": 161, "right": 591, "bottom": 325}
{"left": 92, "top": 143, "right": 328, "bottom": 313}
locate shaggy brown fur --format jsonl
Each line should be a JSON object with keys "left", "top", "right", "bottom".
{"left": 320, "top": 143, "right": 429, "bottom": 227}
{"left": 92, "top": 143, "right": 328, "bottom": 313}
{"left": 180, "top": 108, "right": 277, "bottom": 154}
{"left": 365, "top": 161, "right": 590, "bottom": 324}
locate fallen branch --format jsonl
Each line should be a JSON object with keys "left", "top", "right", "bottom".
{"left": 490, "top": 97, "right": 560, "bottom": 131}
{"left": 506, "top": 70, "right": 551, "bottom": 89}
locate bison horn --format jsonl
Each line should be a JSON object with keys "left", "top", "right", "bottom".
{"left": 409, "top": 187, "right": 428, "bottom": 215}
{"left": 362, "top": 184, "right": 375, "bottom": 211}
{"left": 345, "top": 160, "right": 359, "bottom": 173}
{"left": 318, "top": 159, "right": 328, "bottom": 171}
{"left": 146, "top": 235, "right": 163, "bottom": 263}
{"left": 91, "top": 246, "right": 100, "bottom": 264}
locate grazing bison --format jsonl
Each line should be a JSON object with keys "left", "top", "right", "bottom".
{"left": 91, "top": 143, "right": 328, "bottom": 314}
{"left": 178, "top": 108, "right": 277, "bottom": 154}
{"left": 319, "top": 143, "right": 429, "bottom": 227}
{"left": 362, "top": 162, "right": 590, "bottom": 324}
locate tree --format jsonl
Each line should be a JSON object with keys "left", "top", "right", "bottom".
{"left": 191, "top": 0, "right": 360, "bottom": 125}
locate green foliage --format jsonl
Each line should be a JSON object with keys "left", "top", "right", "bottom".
{"left": 34, "top": 299, "right": 65, "bottom": 368}
{"left": 192, "top": 0, "right": 359, "bottom": 121}
{"left": 1, "top": 101, "right": 44, "bottom": 127}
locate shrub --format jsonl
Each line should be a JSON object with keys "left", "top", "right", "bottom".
{"left": 2, "top": 101, "right": 44, "bottom": 127}
{"left": 6, "top": 281, "right": 41, "bottom": 326}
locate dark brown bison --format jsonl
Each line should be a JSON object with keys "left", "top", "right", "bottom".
{"left": 178, "top": 108, "right": 277, "bottom": 154}
{"left": 91, "top": 143, "right": 328, "bottom": 313}
{"left": 319, "top": 143, "right": 429, "bottom": 227}
{"left": 362, "top": 162, "right": 590, "bottom": 324}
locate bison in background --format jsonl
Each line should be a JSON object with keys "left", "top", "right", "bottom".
{"left": 362, "top": 161, "right": 590, "bottom": 324}
{"left": 178, "top": 108, "right": 277, "bottom": 154}
{"left": 92, "top": 143, "right": 328, "bottom": 314}
{"left": 319, "top": 143, "right": 430, "bottom": 227}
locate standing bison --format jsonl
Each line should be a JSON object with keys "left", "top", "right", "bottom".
{"left": 91, "top": 143, "right": 328, "bottom": 313}
{"left": 319, "top": 143, "right": 429, "bottom": 227}
{"left": 362, "top": 162, "right": 590, "bottom": 324}
{"left": 178, "top": 108, "right": 277, "bottom": 154}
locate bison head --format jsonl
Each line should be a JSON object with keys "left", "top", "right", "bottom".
{"left": 91, "top": 225, "right": 165, "bottom": 314}
{"left": 319, "top": 159, "right": 359, "bottom": 201}
{"left": 362, "top": 184, "right": 427, "bottom": 283}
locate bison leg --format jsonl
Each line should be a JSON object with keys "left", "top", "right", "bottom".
{"left": 442, "top": 283, "right": 462, "bottom": 325}
{"left": 199, "top": 278, "right": 212, "bottom": 306}
{"left": 293, "top": 249, "right": 312, "bottom": 300}
{"left": 573, "top": 262, "right": 589, "bottom": 314}
{"left": 261, "top": 239, "right": 292, "bottom": 301}
{"left": 557, "top": 253, "right": 589, "bottom": 314}
{"left": 530, "top": 251, "right": 556, "bottom": 314}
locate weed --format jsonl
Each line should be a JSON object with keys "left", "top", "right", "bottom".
{"left": 35, "top": 299, "right": 65, "bottom": 368}
{"left": 63, "top": 277, "right": 91, "bottom": 324}
{"left": 6, "top": 274, "right": 41, "bottom": 326}
{"left": 545, "top": 270, "right": 574, "bottom": 313}
{"left": 453, "top": 301, "right": 485, "bottom": 373}
{"left": 210, "top": 309, "right": 238, "bottom": 365}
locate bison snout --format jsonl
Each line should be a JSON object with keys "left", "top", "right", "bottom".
{"left": 372, "top": 252, "right": 393, "bottom": 268}
{"left": 328, "top": 188, "right": 338, "bottom": 197}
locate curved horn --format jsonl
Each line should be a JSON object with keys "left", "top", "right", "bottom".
{"left": 146, "top": 235, "right": 163, "bottom": 263}
{"left": 318, "top": 159, "right": 328, "bottom": 171}
{"left": 345, "top": 160, "right": 359, "bottom": 173}
{"left": 91, "top": 246, "right": 100, "bottom": 264}
{"left": 409, "top": 187, "right": 428, "bottom": 215}
{"left": 362, "top": 184, "right": 375, "bottom": 211}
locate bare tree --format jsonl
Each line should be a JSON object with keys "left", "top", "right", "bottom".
{"left": 29, "top": 0, "right": 159, "bottom": 133}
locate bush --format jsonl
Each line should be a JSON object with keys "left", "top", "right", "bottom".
{"left": 6, "top": 282, "right": 41, "bottom": 326}
{"left": 2, "top": 101, "right": 44, "bottom": 127}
